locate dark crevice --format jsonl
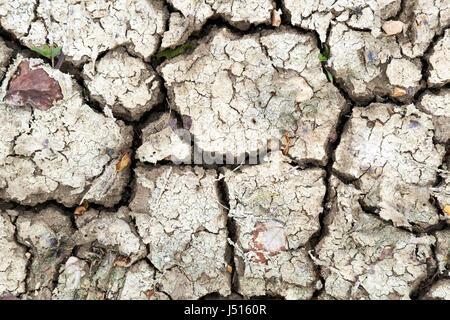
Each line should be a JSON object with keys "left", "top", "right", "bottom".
{"left": 413, "top": 27, "right": 450, "bottom": 102}
{"left": 301, "top": 27, "right": 358, "bottom": 299}
{"left": 409, "top": 235, "right": 444, "bottom": 300}
{"left": 199, "top": 292, "right": 243, "bottom": 300}
{"left": 216, "top": 173, "right": 238, "bottom": 293}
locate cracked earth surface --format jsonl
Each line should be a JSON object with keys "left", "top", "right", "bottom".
{"left": 0, "top": 0, "right": 448, "bottom": 300}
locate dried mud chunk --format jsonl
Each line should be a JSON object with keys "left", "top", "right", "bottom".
{"left": 224, "top": 152, "right": 325, "bottom": 298}
{"left": 73, "top": 208, "right": 146, "bottom": 265}
{"left": 0, "top": 0, "right": 37, "bottom": 38}
{"left": 160, "top": 12, "right": 192, "bottom": 50}
{"left": 327, "top": 23, "right": 424, "bottom": 102}
{"left": 385, "top": 58, "right": 422, "bottom": 89}
{"left": 282, "top": 0, "right": 402, "bottom": 41}
{"left": 0, "top": 38, "right": 13, "bottom": 81}
{"left": 434, "top": 230, "right": 450, "bottom": 274}
{"left": 421, "top": 279, "right": 450, "bottom": 300}
{"left": 399, "top": 0, "right": 450, "bottom": 58}
{"left": 0, "top": 211, "right": 27, "bottom": 295}
{"left": 136, "top": 112, "right": 192, "bottom": 164}
{"left": 2, "top": 0, "right": 168, "bottom": 65}
{"left": 130, "top": 165, "right": 230, "bottom": 299}
{"left": 53, "top": 251, "right": 164, "bottom": 300}
{"left": 83, "top": 48, "right": 163, "bottom": 121}
{"left": 0, "top": 56, "right": 132, "bottom": 207}
{"left": 52, "top": 256, "right": 90, "bottom": 300}
{"left": 160, "top": 27, "right": 346, "bottom": 165}
{"left": 154, "top": 230, "right": 230, "bottom": 299}
{"left": 15, "top": 206, "right": 74, "bottom": 296}
{"left": 316, "top": 177, "right": 435, "bottom": 300}
{"left": 334, "top": 103, "right": 445, "bottom": 229}
{"left": 427, "top": 29, "right": 450, "bottom": 87}
{"left": 282, "top": 0, "right": 449, "bottom": 58}
{"left": 224, "top": 152, "right": 326, "bottom": 251}
{"left": 4, "top": 60, "right": 63, "bottom": 111}
{"left": 119, "top": 261, "right": 167, "bottom": 300}
{"left": 418, "top": 90, "right": 450, "bottom": 144}
{"left": 162, "top": 0, "right": 274, "bottom": 48}
{"left": 52, "top": 250, "right": 132, "bottom": 300}
{"left": 236, "top": 247, "right": 318, "bottom": 299}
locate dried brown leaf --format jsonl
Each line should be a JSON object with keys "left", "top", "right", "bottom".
{"left": 74, "top": 201, "right": 89, "bottom": 216}
{"left": 114, "top": 256, "right": 130, "bottom": 267}
{"left": 116, "top": 152, "right": 131, "bottom": 172}
{"left": 3, "top": 60, "right": 63, "bottom": 110}
{"left": 391, "top": 86, "right": 407, "bottom": 97}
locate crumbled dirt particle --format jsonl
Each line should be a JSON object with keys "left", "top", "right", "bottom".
{"left": 382, "top": 21, "right": 404, "bottom": 35}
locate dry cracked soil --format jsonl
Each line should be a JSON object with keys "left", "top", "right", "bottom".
{"left": 0, "top": 0, "right": 449, "bottom": 301}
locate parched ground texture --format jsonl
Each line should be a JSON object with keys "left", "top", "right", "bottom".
{"left": 0, "top": 0, "right": 448, "bottom": 300}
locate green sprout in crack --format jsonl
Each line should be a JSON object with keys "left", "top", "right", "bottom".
{"left": 325, "top": 69, "right": 334, "bottom": 83}
{"left": 31, "top": 45, "right": 62, "bottom": 59}
{"left": 318, "top": 44, "right": 333, "bottom": 84}
{"left": 156, "top": 44, "right": 194, "bottom": 60}
{"left": 82, "top": 87, "right": 89, "bottom": 103}
{"left": 30, "top": 45, "right": 63, "bottom": 68}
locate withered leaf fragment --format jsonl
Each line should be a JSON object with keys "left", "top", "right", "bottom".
{"left": 282, "top": 134, "right": 290, "bottom": 155}
{"left": 391, "top": 86, "right": 407, "bottom": 97}
{"left": 74, "top": 201, "right": 89, "bottom": 216}
{"left": 3, "top": 61, "right": 63, "bottom": 110}
{"left": 146, "top": 290, "right": 154, "bottom": 298}
{"left": 114, "top": 256, "right": 131, "bottom": 267}
{"left": 116, "top": 152, "right": 131, "bottom": 172}
{"left": 250, "top": 220, "right": 288, "bottom": 263}
{"left": 444, "top": 205, "right": 450, "bottom": 216}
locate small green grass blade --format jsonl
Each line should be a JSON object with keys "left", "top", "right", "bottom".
{"left": 50, "top": 46, "right": 62, "bottom": 58}
{"left": 43, "top": 45, "right": 51, "bottom": 57}
{"left": 318, "top": 53, "right": 328, "bottom": 62}
{"left": 156, "top": 44, "right": 194, "bottom": 59}
{"left": 326, "top": 69, "right": 334, "bottom": 83}
{"left": 30, "top": 47, "right": 46, "bottom": 56}
{"left": 324, "top": 44, "right": 330, "bottom": 57}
